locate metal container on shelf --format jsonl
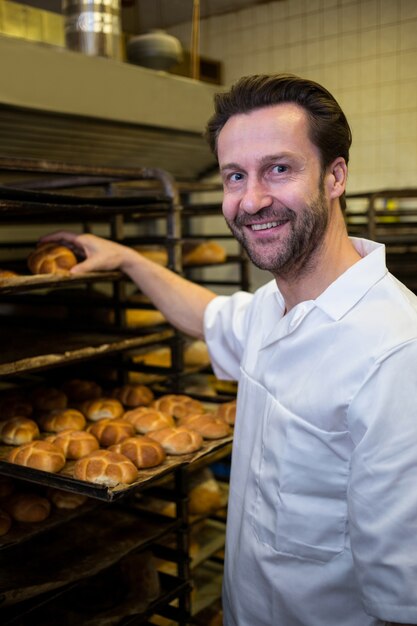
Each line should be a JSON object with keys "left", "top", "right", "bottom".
{"left": 62, "top": 0, "right": 121, "bottom": 60}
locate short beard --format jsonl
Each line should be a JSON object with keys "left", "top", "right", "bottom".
{"left": 225, "top": 183, "right": 329, "bottom": 280}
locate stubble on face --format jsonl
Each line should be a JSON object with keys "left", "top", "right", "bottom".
{"left": 225, "top": 180, "right": 329, "bottom": 280}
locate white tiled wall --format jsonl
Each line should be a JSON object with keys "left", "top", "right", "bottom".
{"left": 169, "top": 0, "right": 417, "bottom": 194}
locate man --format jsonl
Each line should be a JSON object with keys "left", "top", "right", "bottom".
{"left": 43, "top": 75, "right": 417, "bottom": 626}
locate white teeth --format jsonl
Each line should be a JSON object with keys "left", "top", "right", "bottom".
{"left": 251, "top": 221, "right": 281, "bottom": 231}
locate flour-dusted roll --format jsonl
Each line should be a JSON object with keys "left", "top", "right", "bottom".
{"left": 47, "top": 429, "right": 99, "bottom": 459}
{"left": 48, "top": 488, "right": 88, "bottom": 509}
{"left": 214, "top": 400, "right": 237, "bottom": 426}
{"left": 87, "top": 418, "right": 135, "bottom": 447}
{"left": 39, "top": 408, "right": 86, "bottom": 433}
{"left": 73, "top": 449, "right": 139, "bottom": 487}
{"left": 110, "top": 435, "right": 166, "bottom": 469}
{"left": 8, "top": 440, "right": 66, "bottom": 473}
{"left": 112, "top": 384, "right": 154, "bottom": 408}
{"left": 27, "top": 242, "right": 78, "bottom": 275}
{"left": 0, "top": 416, "right": 40, "bottom": 445}
{"left": 123, "top": 407, "right": 175, "bottom": 434}
{"left": 6, "top": 493, "right": 51, "bottom": 523}
{"left": 148, "top": 426, "right": 203, "bottom": 455}
{"left": 0, "top": 508, "right": 12, "bottom": 535}
{"left": 178, "top": 413, "right": 231, "bottom": 440}
{"left": 81, "top": 397, "right": 124, "bottom": 422}
{"left": 61, "top": 379, "right": 102, "bottom": 403}
{"left": 31, "top": 387, "right": 68, "bottom": 413}
{"left": 151, "top": 394, "right": 204, "bottom": 420}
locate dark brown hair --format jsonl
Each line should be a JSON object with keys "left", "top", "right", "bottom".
{"left": 205, "top": 74, "right": 352, "bottom": 198}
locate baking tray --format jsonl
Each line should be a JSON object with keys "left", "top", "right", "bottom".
{"left": 0, "top": 436, "right": 234, "bottom": 502}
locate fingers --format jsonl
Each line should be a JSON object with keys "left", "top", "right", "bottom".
{"left": 39, "top": 231, "right": 80, "bottom": 245}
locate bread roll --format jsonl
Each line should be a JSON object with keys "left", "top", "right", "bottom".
{"left": 188, "top": 469, "right": 223, "bottom": 516}
{"left": 110, "top": 435, "right": 166, "bottom": 468}
{"left": 87, "top": 418, "right": 134, "bottom": 447}
{"left": 61, "top": 379, "right": 102, "bottom": 403}
{"left": 0, "top": 394, "right": 33, "bottom": 420}
{"left": 39, "top": 408, "right": 86, "bottom": 433}
{"left": 125, "top": 309, "right": 166, "bottom": 328}
{"left": 27, "top": 242, "right": 77, "bottom": 275}
{"left": 112, "top": 384, "right": 154, "bottom": 408}
{"left": 182, "top": 241, "right": 226, "bottom": 266}
{"left": 0, "top": 269, "right": 18, "bottom": 280}
{"left": 184, "top": 340, "right": 211, "bottom": 367}
{"left": 148, "top": 426, "right": 203, "bottom": 455}
{"left": 0, "top": 416, "right": 40, "bottom": 445}
{"left": 6, "top": 493, "right": 51, "bottom": 522}
{"left": 178, "top": 414, "right": 231, "bottom": 440}
{"left": 31, "top": 387, "right": 68, "bottom": 413}
{"left": 123, "top": 407, "right": 175, "bottom": 434}
{"left": 48, "top": 488, "right": 88, "bottom": 509}
{"left": 214, "top": 400, "right": 237, "bottom": 426}
{"left": 81, "top": 397, "right": 124, "bottom": 422}
{"left": 8, "top": 440, "right": 66, "bottom": 473}
{"left": 151, "top": 395, "right": 203, "bottom": 420}
{"left": 0, "top": 508, "right": 12, "bottom": 535}
{"left": 73, "top": 449, "right": 139, "bottom": 486}
{"left": 47, "top": 429, "right": 99, "bottom": 459}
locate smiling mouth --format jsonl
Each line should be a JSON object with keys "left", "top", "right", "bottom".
{"left": 249, "top": 220, "right": 287, "bottom": 231}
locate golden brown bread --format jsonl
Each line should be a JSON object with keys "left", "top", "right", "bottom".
{"left": 188, "top": 469, "right": 223, "bottom": 516}
{"left": 151, "top": 394, "right": 204, "bottom": 419}
{"left": 27, "top": 242, "right": 78, "bottom": 275}
{"left": 0, "top": 269, "right": 19, "bottom": 280}
{"left": 87, "top": 418, "right": 135, "bottom": 447}
{"left": 148, "top": 426, "right": 203, "bottom": 455}
{"left": 123, "top": 407, "right": 175, "bottom": 434}
{"left": 125, "top": 309, "right": 166, "bottom": 328}
{"left": 135, "top": 247, "right": 168, "bottom": 266}
{"left": 182, "top": 241, "right": 226, "bottom": 266}
{"left": 0, "top": 416, "right": 40, "bottom": 445}
{"left": 39, "top": 408, "right": 86, "bottom": 433}
{"left": 61, "top": 379, "right": 102, "bottom": 403}
{"left": 214, "top": 400, "right": 237, "bottom": 426}
{"left": 112, "top": 384, "right": 154, "bottom": 408}
{"left": 73, "top": 449, "right": 139, "bottom": 486}
{"left": 48, "top": 488, "right": 88, "bottom": 509}
{"left": 110, "top": 435, "right": 166, "bottom": 468}
{"left": 0, "top": 508, "right": 12, "bottom": 535}
{"left": 31, "top": 387, "right": 68, "bottom": 413}
{"left": 8, "top": 440, "right": 66, "bottom": 473}
{"left": 81, "top": 397, "right": 124, "bottom": 422}
{"left": 6, "top": 493, "right": 51, "bottom": 522}
{"left": 47, "top": 429, "right": 99, "bottom": 459}
{"left": 178, "top": 413, "right": 231, "bottom": 440}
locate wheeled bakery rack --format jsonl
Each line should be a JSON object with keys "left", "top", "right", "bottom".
{"left": 0, "top": 157, "right": 235, "bottom": 625}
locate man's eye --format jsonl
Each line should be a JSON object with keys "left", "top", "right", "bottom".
{"left": 230, "top": 172, "right": 244, "bottom": 182}
{"left": 272, "top": 165, "right": 288, "bottom": 174}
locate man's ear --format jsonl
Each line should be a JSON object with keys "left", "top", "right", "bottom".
{"left": 326, "top": 157, "right": 347, "bottom": 200}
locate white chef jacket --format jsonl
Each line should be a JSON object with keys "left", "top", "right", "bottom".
{"left": 204, "top": 237, "right": 417, "bottom": 626}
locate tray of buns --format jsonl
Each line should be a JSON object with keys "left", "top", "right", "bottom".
{"left": 0, "top": 435, "right": 233, "bottom": 502}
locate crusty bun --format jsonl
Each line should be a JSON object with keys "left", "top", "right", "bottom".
{"left": 8, "top": 440, "right": 66, "bottom": 473}
{"left": 73, "top": 449, "right": 138, "bottom": 487}
{"left": 125, "top": 309, "right": 166, "bottom": 328}
{"left": 110, "top": 435, "right": 166, "bottom": 468}
{"left": 0, "top": 416, "right": 40, "bottom": 445}
{"left": 47, "top": 429, "right": 99, "bottom": 459}
{"left": 148, "top": 426, "right": 203, "bottom": 455}
{"left": 61, "top": 379, "right": 102, "bottom": 403}
{"left": 184, "top": 340, "right": 211, "bottom": 367}
{"left": 0, "top": 394, "right": 33, "bottom": 420}
{"left": 188, "top": 469, "right": 223, "bottom": 516}
{"left": 6, "top": 493, "right": 51, "bottom": 523}
{"left": 81, "top": 398, "right": 124, "bottom": 422}
{"left": 112, "top": 384, "right": 154, "bottom": 408}
{"left": 123, "top": 407, "right": 175, "bottom": 434}
{"left": 151, "top": 395, "right": 204, "bottom": 420}
{"left": 87, "top": 418, "right": 135, "bottom": 447}
{"left": 0, "top": 508, "right": 12, "bottom": 535}
{"left": 0, "top": 269, "right": 19, "bottom": 281}
{"left": 31, "top": 387, "right": 68, "bottom": 413}
{"left": 214, "top": 400, "right": 237, "bottom": 426}
{"left": 39, "top": 408, "right": 86, "bottom": 433}
{"left": 178, "top": 413, "right": 231, "bottom": 440}
{"left": 48, "top": 488, "right": 88, "bottom": 509}
{"left": 27, "top": 242, "right": 77, "bottom": 276}
{"left": 182, "top": 241, "right": 226, "bottom": 266}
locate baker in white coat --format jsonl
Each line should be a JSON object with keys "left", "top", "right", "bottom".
{"left": 43, "top": 74, "right": 417, "bottom": 626}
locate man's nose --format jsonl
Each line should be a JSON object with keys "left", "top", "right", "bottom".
{"left": 239, "top": 180, "right": 273, "bottom": 214}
